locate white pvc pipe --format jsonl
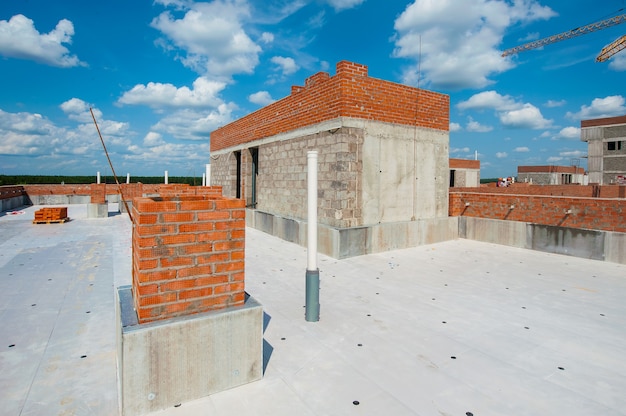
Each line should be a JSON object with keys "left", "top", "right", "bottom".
{"left": 97, "top": 171, "right": 101, "bottom": 184}
{"left": 307, "top": 151, "right": 318, "bottom": 271}
{"left": 164, "top": 170, "right": 169, "bottom": 184}
{"left": 202, "top": 173, "right": 206, "bottom": 186}
{"left": 206, "top": 164, "right": 211, "bottom": 186}
{"left": 126, "top": 173, "right": 130, "bottom": 184}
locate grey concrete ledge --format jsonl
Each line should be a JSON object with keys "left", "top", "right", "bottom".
{"left": 459, "top": 216, "right": 626, "bottom": 265}
{"left": 116, "top": 287, "right": 263, "bottom": 416}
{"left": 247, "top": 209, "right": 626, "bottom": 264}
{"left": 246, "top": 209, "right": 458, "bottom": 259}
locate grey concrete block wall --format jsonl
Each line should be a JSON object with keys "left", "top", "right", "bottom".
{"left": 212, "top": 117, "right": 450, "bottom": 230}
{"left": 116, "top": 287, "right": 263, "bottom": 416}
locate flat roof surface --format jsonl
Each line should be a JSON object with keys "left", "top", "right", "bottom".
{"left": 1, "top": 205, "right": 626, "bottom": 416}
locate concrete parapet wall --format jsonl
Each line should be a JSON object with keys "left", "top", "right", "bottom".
{"left": 247, "top": 209, "right": 458, "bottom": 258}
{"left": 28, "top": 194, "right": 91, "bottom": 205}
{"left": 529, "top": 225, "right": 605, "bottom": 260}
{"left": 458, "top": 217, "right": 626, "bottom": 264}
{"left": 459, "top": 217, "right": 527, "bottom": 248}
{"left": 1, "top": 197, "right": 26, "bottom": 211}
{"left": 249, "top": 208, "right": 625, "bottom": 264}
{"left": 605, "top": 232, "right": 626, "bottom": 264}
{"left": 1, "top": 194, "right": 28, "bottom": 212}
{"left": 116, "top": 286, "right": 263, "bottom": 416}
{"left": 0, "top": 186, "right": 28, "bottom": 211}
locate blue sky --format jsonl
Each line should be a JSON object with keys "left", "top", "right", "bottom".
{"left": 0, "top": 0, "right": 625, "bottom": 179}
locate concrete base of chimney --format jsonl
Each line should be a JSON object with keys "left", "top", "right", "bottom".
{"left": 87, "top": 203, "right": 108, "bottom": 218}
{"left": 115, "top": 286, "right": 263, "bottom": 416}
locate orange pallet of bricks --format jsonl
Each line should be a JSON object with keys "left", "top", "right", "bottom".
{"left": 33, "top": 207, "right": 70, "bottom": 224}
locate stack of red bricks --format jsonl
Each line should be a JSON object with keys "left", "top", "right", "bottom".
{"left": 33, "top": 207, "right": 69, "bottom": 223}
{"left": 132, "top": 195, "right": 246, "bottom": 324}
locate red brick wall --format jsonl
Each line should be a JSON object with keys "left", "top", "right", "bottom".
{"left": 517, "top": 165, "right": 585, "bottom": 174}
{"left": 450, "top": 192, "right": 626, "bottom": 232}
{"left": 91, "top": 184, "right": 107, "bottom": 204}
{"left": 132, "top": 195, "right": 245, "bottom": 324}
{"left": 21, "top": 183, "right": 223, "bottom": 203}
{"left": 449, "top": 158, "right": 480, "bottom": 169}
{"left": 581, "top": 114, "right": 626, "bottom": 127}
{"left": 210, "top": 60, "right": 449, "bottom": 152}
{"left": 454, "top": 184, "right": 626, "bottom": 198}
{"left": 0, "top": 186, "right": 27, "bottom": 200}
{"left": 22, "top": 184, "right": 92, "bottom": 196}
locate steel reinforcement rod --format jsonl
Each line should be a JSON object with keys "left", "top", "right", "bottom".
{"left": 90, "top": 108, "right": 133, "bottom": 222}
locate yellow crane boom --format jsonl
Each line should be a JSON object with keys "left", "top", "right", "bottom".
{"left": 597, "top": 34, "right": 626, "bottom": 61}
{"left": 501, "top": 13, "right": 626, "bottom": 57}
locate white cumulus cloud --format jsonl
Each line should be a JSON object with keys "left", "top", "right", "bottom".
{"left": 450, "top": 146, "right": 470, "bottom": 154}
{"left": 60, "top": 98, "right": 129, "bottom": 138}
{"left": 326, "top": 0, "right": 366, "bottom": 11}
{"left": 151, "top": 0, "right": 261, "bottom": 79}
{"left": 271, "top": 56, "right": 299, "bottom": 76}
{"left": 544, "top": 99, "right": 566, "bottom": 108}
{"left": 608, "top": 51, "right": 626, "bottom": 72}
{"left": 60, "top": 98, "right": 102, "bottom": 123}
{"left": 249, "top": 91, "right": 275, "bottom": 106}
{"left": 466, "top": 117, "right": 493, "bottom": 132}
{"left": 143, "top": 132, "right": 165, "bottom": 147}
{"left": 555, "top": 126, "right": 580, "bottom": 140}
{"left": 0, "top": 14, "right": 85, "bottom": 67}
{"left": 496, "top": 152, "right": 508, "bottom": 158}
{"left": 393, "top": 0, "right": 556, "bottom": 89}
{"left": 151, "top": 105, "right": 235, "bottom": 141}
{"left": 449, "top": 122, "right": 462, "bottom": 132}
{"left": 459, "top": 90, "right": 552, "bottom": 129}
{"left": 457, "top": 90, "right": 518, "bottom": 111}
{"left": 566, "top": 95, "right": 626, "bottom": 120}
{"left": 499, "top": 103, "right": 552, "bottom": 129}
{"left": 119, "top": 77, "right": 227, "bottom": 108}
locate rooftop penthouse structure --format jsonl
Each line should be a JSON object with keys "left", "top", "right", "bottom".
{"left": 210, "top": 61, "right": 452, "bottom": 258}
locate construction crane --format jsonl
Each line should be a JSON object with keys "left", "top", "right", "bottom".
{"left": 597, "top": 34, "right": 626, "bottom": 61}
{"left": 501, "top": 13, "right": 626, "bottom": 61}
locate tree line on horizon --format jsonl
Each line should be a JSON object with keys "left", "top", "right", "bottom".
{"left": 0, "top": 175, "right": 203, "bottom": 186}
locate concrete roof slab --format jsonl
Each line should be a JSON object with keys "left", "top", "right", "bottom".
{"left": 1, "top": 205, "right": 625, "bottom": 416}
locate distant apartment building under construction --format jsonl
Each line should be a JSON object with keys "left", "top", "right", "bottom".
{"left": 581, "top": 114, "right": 626, "bottom": 185}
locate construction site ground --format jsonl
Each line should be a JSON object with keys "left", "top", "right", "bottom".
{"left": 1, "top": 204, "right": 625, "bottom": 416}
